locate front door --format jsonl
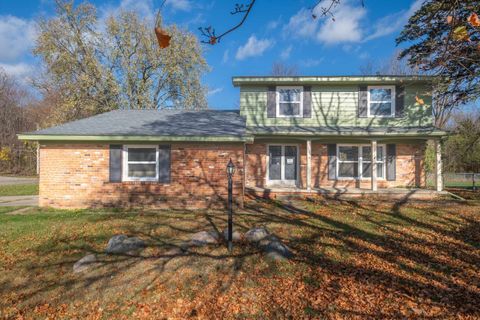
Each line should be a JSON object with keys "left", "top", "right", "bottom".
{"left": 268, "top": 145, "right": 298, "bottom": 186}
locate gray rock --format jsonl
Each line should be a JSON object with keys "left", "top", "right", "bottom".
{"left": 222, "top": 229, "right": 243, "bottom": 242}
{"left": 263, "top": 240, "right": 293, "bottom": 261}
{"left": 245, "top": 227, "right": 270, "bottom": 243}
{"left": 73, "top": 254, "right": 98, "bottom": 273}
{"left": 105, "top": 235, "right": 145, "bottom": 254}
{"left": 190, "top": 231, "right": 220, "bottom": 246}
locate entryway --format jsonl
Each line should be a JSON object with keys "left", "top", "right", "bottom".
{"left": 267, "top": 145, "right": 298, "bottom": 187}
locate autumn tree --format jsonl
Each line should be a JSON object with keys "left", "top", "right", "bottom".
{"left": 270, "top": 62, "right": 299, "bottom": 76}
{"left": 34, "top": 0, "right": 208, "bottom": 124}
{"left": 397, "top": 1, "right": 480, "bottom": 116}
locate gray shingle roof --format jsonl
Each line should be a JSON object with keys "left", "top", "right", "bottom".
{"left": 29, "top": 109, "right": 247, "bottom": 137}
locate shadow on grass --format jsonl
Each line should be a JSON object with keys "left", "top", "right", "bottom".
{"left": 1, "top": 196, "right": 479, "bottom": 318}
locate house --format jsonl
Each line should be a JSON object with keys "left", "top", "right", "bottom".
{"left": 18, "top": 76, "right": 447, "bottom": 209}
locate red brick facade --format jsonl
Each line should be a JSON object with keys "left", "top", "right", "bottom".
{"left": 245, "top": 142, "right": 426, "bottom": 189}
{"left": 39, "top": 141, "right": 426, "bottom": 209}
{"left": 39, "top": 143, "right": 244, "bottom": 209}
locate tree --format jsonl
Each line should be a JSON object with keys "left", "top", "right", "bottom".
{"left": 397, "top": 1, "right": 480, "bottom": 113}
{"left": 359, "top": 50, "right": 417, "bottom": 76}
{"left": 198, "top": 0, "right": 359, "bottom": 44}
{"left": 270, "top": 62, "right": 299, "bottom": 76}
{"left": 443, "top": 111, "right": 480, "bottom": 173}
{"left": 34, "top": 0, "right": 208, "bottom": 124}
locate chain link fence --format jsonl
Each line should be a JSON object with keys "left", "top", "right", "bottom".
{"left": 427, "top": 172, "right": 480, "bottom": 190}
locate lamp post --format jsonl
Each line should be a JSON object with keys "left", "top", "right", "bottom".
{"left": 226, "top": 159, "right": 236, "bottom": 252}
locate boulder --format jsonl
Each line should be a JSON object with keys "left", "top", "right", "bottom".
{"left": 222, "top": 229, "right": 243, "bottom": 242}
{"left": 190, "top": 231, "right": 220, "bottom": 246}
{"left": 105, "top": 235, "right": 145, "bottom": 254}
{"left": 73, "top": 254, "right": 98, "bottom": 273}
{"left": 263, "top": 240, "right": 293, "bottom": 261}
{"left": 245, "top": 227, "right": 270, "bottom": 243}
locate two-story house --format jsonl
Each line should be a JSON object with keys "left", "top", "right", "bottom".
{"left": 19, "top": 76, "right": 447, "bottom": 209}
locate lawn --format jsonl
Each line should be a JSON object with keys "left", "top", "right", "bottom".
{"left": 0, "top": 197, "right": 479, "bottom": 319}
{"left": 0, "top": 184, "right": 38, "bottom": 196}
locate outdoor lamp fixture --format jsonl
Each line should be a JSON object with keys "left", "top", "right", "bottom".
{"left": 226, "top": 159, "right": 236, "bottom": 252}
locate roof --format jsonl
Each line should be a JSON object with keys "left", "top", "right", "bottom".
{"left": 232, "top": 75, "right": 435, "bottom": 86}
{"left": 19, "top": 109, "right": 251, "bottom": 142}
{"left": 248, "top": 125, "right": 447, "bottom": 138}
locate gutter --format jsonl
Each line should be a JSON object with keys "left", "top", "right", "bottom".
{"left": 17, "top": 134, "right": 254, "bottom": 143}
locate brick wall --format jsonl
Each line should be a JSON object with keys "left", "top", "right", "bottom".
{"left": 245, "top": 142, "right": 426, "bottom": 189}
{"left": 39, "top": 143, "right": 244, "bottom": 209}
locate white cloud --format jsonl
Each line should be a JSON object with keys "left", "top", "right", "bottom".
{"left": 300, "top": 58, "right": 323, "bottom": 67}
{"left": 283, "top": 2, "right": 366, "bottom": 45}
{"left": 235, "top": 35, "right": 274, "bottom": 60}
{"left": 222, "top": 49, "right": 229, "bottom": 64}
{"left": 365, "top": 0, "right": 423, "bottom": 41}
{"left": 266, "top": 17, "right": 281, "bottom": 30}
{"left": 165, "top": 0, "right": 192, "bottom": 12}
{"left": 283, "top": 8, "right": 318, "bottom": 39}
{"left": 0, "top": 62, "right": 35, "bottom": 82}
{"left": 0, "top": 15, "right": 36, "bottom": 62}
{"left": 207, "top": 87, "right": 223, "bottom": 96}
{"left": 315, "top": 3, "right": 366, "bottom": 44}
{"left": 280, "top": 45, "right": 292, "bottom": 60}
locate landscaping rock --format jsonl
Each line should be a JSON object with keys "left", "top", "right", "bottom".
{"left": 264, "top": 240, "right": 293, "bottom": 260}
{"left": 245, "top": 227, "right": 270, "bottom": 242}
{"left": 105, "top": 235, "right": 145, "bottom": 254}
{"left": 190, "top": 231, "right": 220, "bottom": 246}
{"left": 73, "top": 254, "right": 98, "bottom": 273}
{"left": 222, "top": 229, "right": 243, "bottom": 242}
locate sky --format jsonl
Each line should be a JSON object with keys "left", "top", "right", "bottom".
{"left": 0, "top": 0, "right": 424, "bottom": 110}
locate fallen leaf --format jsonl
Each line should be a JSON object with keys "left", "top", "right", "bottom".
{"left": 452, "top": 25, "right": 469, "bottom": 41}
{"left": 468, "top": 12, "right": 480, "bottom": 27}
{"left": 446, "top": 15, "right": 453, "bottom": 24}
{"left": 154, "top": 27, "right": 171, "bottom": 49}
{"left": 415, "top": 96, "right": 425, "bottom": 105}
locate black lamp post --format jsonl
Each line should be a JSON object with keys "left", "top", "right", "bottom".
{"left": 226, "top": 159, "right": 236, "bottom": 252}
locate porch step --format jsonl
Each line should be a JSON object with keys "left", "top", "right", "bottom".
{"left": 245, "top": 187, "right": 451, "bottom": 201}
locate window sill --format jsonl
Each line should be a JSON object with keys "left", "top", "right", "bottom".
{"left": 336, "top": 177, "right": 386, "bottom": 181}
{"left": 107, "top": 181, "right": 170, "bottom": 185}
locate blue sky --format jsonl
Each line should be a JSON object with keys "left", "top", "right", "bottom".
{"left": 0, "top": 0, "right": 423, "bottom": 109}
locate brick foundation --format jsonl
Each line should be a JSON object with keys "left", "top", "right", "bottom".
{"left": 39, "top": 143, "right": 244, "bottom": 209}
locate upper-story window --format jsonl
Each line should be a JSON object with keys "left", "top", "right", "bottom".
{"left": 367, "top": 85, "right": 395, "bottom": 117}
{"left": 276, "top": 86, "right": 303, "bottom": 117}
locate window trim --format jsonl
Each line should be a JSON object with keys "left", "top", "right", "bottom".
{"left": 367, "top": 85, "right": 395, "bottom": 118}
{"left": 336, "top": 144, "right": 386, "bottom": 180}
{"left": 276, "top": 86, "right": 304, "bottom": 118}
{"left": 122, "top": 144, "right": 159, "bottom": 182}
{"left": 266, "top": 144, "right": 299, "bottom": 186}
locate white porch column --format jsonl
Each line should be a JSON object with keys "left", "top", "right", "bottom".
{"left": 435, "top": 139, "right": 443, "bottom": 192}
{"left": 371, "top": 140, "right": 377, "bottom": 191}
{"left": 306, "top": 139, "right": 312, "bottom": 191}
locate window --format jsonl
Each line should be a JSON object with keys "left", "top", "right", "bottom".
{"left": 337, "top": 144, "right": 385, "bottom": 179}
{"left": 276, "top": 86, "right": 303, "bottom": 117}
{"left": 367, "top": 86, "right": 395, "bottom": 117}
{"left": 123, "top": 145, "right": 158, "bottom": 181}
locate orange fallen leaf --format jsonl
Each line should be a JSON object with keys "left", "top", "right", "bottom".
{"left": 446, "top": 15, "right": 453, "bottom": 24}
{"left": 468, "top": 12, "right": 480, "bottom": 27}
{"left": 415, "top": 96, "right": 425, "bottom": 105}
{"left": 154, "top": 27, "right": 171, "bottom": 49}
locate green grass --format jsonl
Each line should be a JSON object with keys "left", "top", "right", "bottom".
{"left": 0, "top": 199, "right": 479, "bottom": 319}
{"left": 0, "top": 184, "right": 38, "bottom": 196}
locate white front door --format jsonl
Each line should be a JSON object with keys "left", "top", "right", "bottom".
{"left": 267, "top": 145, "right": 298, "bottom": 186}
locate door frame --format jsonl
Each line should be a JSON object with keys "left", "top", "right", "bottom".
{"left": 265, "top": 144, "right": 300, "bottom": 187}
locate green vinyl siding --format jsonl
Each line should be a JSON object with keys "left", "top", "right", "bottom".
{"left": 240, "top": 84, "right": 433, "bottom": 128}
